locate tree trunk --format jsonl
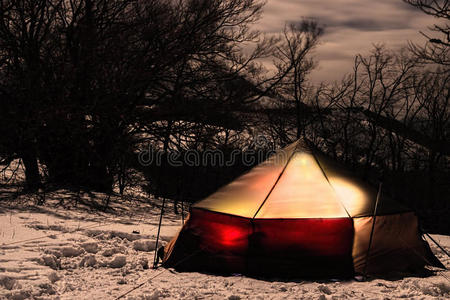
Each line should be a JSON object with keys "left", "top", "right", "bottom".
{"left": 21, "top": 148, "right": 41, "bottom": 191}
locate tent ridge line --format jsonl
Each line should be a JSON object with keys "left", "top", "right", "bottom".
{"left": 312, "top": 153, "right": 351, "bottom": 218}
{"left": 251, "top": 141, "right": 299, "bottom": 220}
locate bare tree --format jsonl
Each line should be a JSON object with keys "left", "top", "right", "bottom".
{"left": 0, "top": 0, "right": 279, "bottom": 194}
{"left": 404, "top": 0, "right": 450, "bottom": 66}
{"left": 273, "top": 20, "right": 323, "bottom": 139}
{"left": 0, "top": 0, "right": 62, "bottom": 190}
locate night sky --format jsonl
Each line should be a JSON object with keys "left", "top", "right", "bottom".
{"left": 257, "top": 0, "right": 437, "bottom": 83}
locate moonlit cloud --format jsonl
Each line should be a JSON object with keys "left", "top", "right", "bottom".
{"left": 255, "top": 0, "right": 437, "bottom": 83}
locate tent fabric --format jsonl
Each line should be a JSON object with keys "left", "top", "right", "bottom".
{"left": 254, "top": 151, "right": 348, "bottom": 218}
{"left": 192, "top": 139, "right": 409, "bottom": 218}
{"left": 163, "top": 209, "right": 355, "bottom": 276}
{"left": 352, "top": 212, "right": 428, "bottom": 273}
{"left": 314, "top": 152, "right": 410, "bottom": 217}
{"left": 249, "top": 217, "right": 354, "bottom": 276}
{"left": 163, "top": 140, "right": 443, "bottom": 276}
{"left": 193, "top": 141, "right": 298, "bottom": 218}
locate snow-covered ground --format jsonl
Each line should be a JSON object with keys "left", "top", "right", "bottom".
{"left": 0, "top": 190, "right": 449, "bottom": 300}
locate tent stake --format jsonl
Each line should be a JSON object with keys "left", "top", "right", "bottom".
{"left": 363, "top": 182, "right": 382, "bottom": 279}
{"left": 153, "top": 197, "right": 166, "bottom": 269}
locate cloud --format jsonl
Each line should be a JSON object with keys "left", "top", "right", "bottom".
{"left": 315, "top": 17, "right": 412, "bottom": 33}
{"left": 254, "top": 0, "right": 437, "bottom": 83}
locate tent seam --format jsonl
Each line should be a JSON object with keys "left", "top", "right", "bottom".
{"left": 312, "top": 153, "right": 352, "bottom": 218}
{"left": 251, "top": 141, "right": 298, "bottom": 220}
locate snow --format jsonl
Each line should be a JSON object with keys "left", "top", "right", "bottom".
{"left": 0, "top": 190, "right": 449, "bottom": 300}
{"left": 38, "top": 255, "right": 60, "bottom": 270}
{"left": 79, "top": 254, "right": 97, "bottom": 268}
{"left": 132, "top": 240, "right": 157, "bottom": 252}
{"left": 80, "top": 242, "right": 99, "bottom": 254}
{"left": 109, "top": 255, "right": 127, "bottom": 269}
{"left": 47, "top": 271, "right": 61, "bottom": 284}
{"left": 60, "top": 246, "right": 85, "bottom": 258}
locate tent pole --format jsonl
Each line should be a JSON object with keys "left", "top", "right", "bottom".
{"left": 153, "top": 197, "right": 166, "bottom": 269}
{"left": 363, "top": 182, "right": 382, "bottom": 279}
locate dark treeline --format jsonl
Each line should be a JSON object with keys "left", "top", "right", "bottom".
{"left": 0, "top": 0, "right": 320, "bottom": 192}
{"left": 0, "top": 0, "right": 448, "bottom": 230}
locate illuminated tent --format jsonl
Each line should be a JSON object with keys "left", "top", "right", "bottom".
{"left": 162, "top": 140, "right": 442, "bottom": 277}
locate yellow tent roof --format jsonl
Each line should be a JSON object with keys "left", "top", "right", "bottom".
{"left": 193, "top": 140, "right": 408, "bottom": 218}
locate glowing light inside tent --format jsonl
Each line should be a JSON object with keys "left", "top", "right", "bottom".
{"left": 328, "top": 177, "right": 371, "bottom": 216}
{"left": 189, "top": 209, "right": 250, "bottom": 252}
{"left": 219, "top": 225, "right": 247, "bottom": 247}
{"left": 299, "top": 155, "right": 309, "bottom": 166}
{"left": 255, "top": 152, "right": 349, "bottom": 218}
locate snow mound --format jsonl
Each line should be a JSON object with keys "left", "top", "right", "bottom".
{"left": 44, "top": 248, "right": 63, "bottom": 258}
{"left": 3, "top": 290, "right": 31, "bottom": 300}
{"left": 38, "top": 282, "right": 57, "bottom": 295}
{"left": 143, "top": 290, "right": 161, "bottom": 300}
{"left": 133, "top": 239, "right": 156, "bottom": 252}
{"left": 47, "top": 271, "right": 61, "bottom": 283}
{"left": 102, "top": 245, "right": 126, "bottom": 257}
{"left": 421, "top": 281, "right": 450, "bottom": 297}
{"left": 60, "top": 245, "right": 85, "bottom": 257}
{"left": 38, "top": 254, "right": 60, "bottom": 270}
{"left": 79, "top": 254, "right": 97, "bottom": 267}
{"left": 80, "top": 241, "right": 99, "bottom": 253}
{"left": 126, "top": 290, "right": 161, "bottom": 300}
{"left": 86, "top": 229, "right": 148, "bottom": 241}
{"left": 0, "top": 275, "right": 19, "bottom": 290}
{"left": 138, "top": 257, "right": 149, "bottom": 269}
{"left": 317, "top": 284, "right": 332, "bottom": 295}
{"left": 109, "top": 255, "right": 127, "bottom": 268}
